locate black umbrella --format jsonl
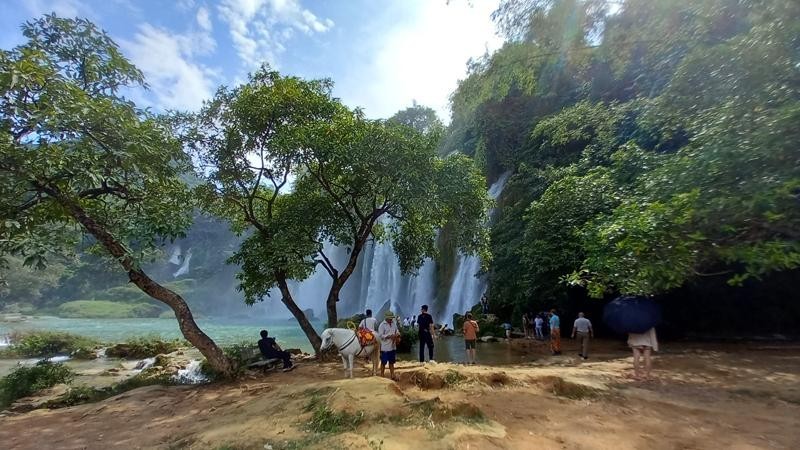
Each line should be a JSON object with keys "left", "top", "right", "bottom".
{"left": 603, "top": 296, "right": 662, "bottom": 334}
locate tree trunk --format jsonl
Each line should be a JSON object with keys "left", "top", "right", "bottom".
{"left": 325, "top": 284, "right": 341, "bottom": 329}
{"left": 56, "top": 193, "right": 235, "bottom": 377}
{"left": 276, "top": 274, "right": 322, "bottom": 353}
{"left": 324, "top": 214, "right": 380, "bottom": 328}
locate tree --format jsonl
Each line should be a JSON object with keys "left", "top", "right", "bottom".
{"left": 190, "top": 69, "right": 490, "bottom": 349}
{"left": 0, "top": 16, "right": 234, "bottom": 376}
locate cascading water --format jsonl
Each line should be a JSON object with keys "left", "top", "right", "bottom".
{"left": 440, "top": 172, "right": 511, "bottom": 326}
{"left": 172, "top": 249, "right": 192, "bottom": 278}
{"left": 173, "top": 360, "right": 208, "bottom": 384}
{"left": 276, "top": 172, "right": 510, "bottom": 326}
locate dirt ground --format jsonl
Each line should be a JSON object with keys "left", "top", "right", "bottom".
{"left": 1, "top": 339, "right": 799, "bottom": 450}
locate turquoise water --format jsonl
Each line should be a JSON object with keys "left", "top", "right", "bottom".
{"left": 0, "top": 316, "right": 324, "bottom": 352}
{"left": 0, "top": 317, "right": 533, "bottom": 364}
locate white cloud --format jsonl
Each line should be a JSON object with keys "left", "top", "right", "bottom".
{"left": 120, "top": 24, "right": 218, "bottom": 111}
{"left": 337, "top": 0, "right": 502, "bottom": 122}
{"left": 218, "top": 0, "right": 333, "bottom": 68}
{"left": 196, "top": 6, "right": 212, "bottom": 32}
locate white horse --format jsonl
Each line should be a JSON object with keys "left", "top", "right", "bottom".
{"left": 320, "top": 328, "right": 380, "bottom": 378}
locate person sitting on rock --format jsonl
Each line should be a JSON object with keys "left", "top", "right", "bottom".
{"left": 258, "top": 329, "right": 293, "bottom": 371}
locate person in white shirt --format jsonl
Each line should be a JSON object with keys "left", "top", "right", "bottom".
{"left": 534, "top": 315, "right": 544, "bottom": 340}
{"left": 571, "top": 312, "right": 593, "bottom": 360}
{"left": 358, "top": 309, "right": 378, "bottom": 331}
{"left": 402, "top": 317, "right": 410, "bottom": 328}
{"left": 377, "top": 311, "right": 400, "bottom": 380}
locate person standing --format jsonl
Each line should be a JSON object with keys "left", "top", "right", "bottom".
{"left": 534, "top": 315, "right": 544, "bottom": 340}
{"left": 628, "top": 327, "right": 658, "bottom": 380}
{"left": 522, "top": 313, "right": 531, "bottom": 339}
{"left": 480, "top": 294, "right": 489, "bottom": 314}
{"left": 549, "top": 309, "right": 561, "bottom": 355}
{"left": 358, "top": 309, "right": 378, "bottom": 331}
{"left": 462, "top": 312, "right": 480, "bottom": 364}
{"left": 502, "top": 322, "right": 512, "bottom": 340}
{"left": 571, "top": 312, "right": 593, "bottom": 360}
{"left": 411, "top": 315, "right": 417, "bottom": 329}
{"left": 378, "top": 311, "right": 400, "bottom": 380}
{"left": 417, "top": 305, "right": 436, "bottom": 362}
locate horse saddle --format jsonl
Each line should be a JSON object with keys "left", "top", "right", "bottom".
{"left": 356, "top": 328, "right": 376, "bottom": 347}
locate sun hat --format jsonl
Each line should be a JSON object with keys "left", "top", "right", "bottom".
{"left": 384, "top": 311, "right": 396, "bottom": 319}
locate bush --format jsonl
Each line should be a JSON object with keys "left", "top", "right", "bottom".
{"left": 396, "top": 327, "right": 419, "bottom": 353}
{"left": 57, "top": 300, "right": 162, "bottom": 318}
{"left": 336, "top": 314, "right": 365, "bottom": 329}
{"left": 200, "top": 342, "right": 260, "bottom": 381}
{"left": 3, "top": 331, "right": 97, "bottom": 358}
{"left": 105, "top": 336, "right": 182, "bottom": 359}
{"left": 0, "top": 361, "right": 75, "bottom": 408}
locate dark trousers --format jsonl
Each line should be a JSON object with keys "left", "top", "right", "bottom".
{"left": 419, "top": 332, "right": 434, "bottom": 362}
{"left": 264, "top": 351, "right": 292, "bottom": 368}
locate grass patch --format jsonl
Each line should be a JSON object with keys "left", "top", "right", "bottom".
{"left": 106, "top": 335, "right": 183, "bottom": 359}
{"left": 0, "top": 361, "right": 75, "bottom": 408}
{"left": 0, "top": 331, "right": 97, "bottom": 358}
{"left": 57, "top": 300, "right": 162, "bottom": 318}
{"left": 302, "top": 388, "right": 364, "bottom": 434}
{"left": 443, "top": 369, "right": 466, "bottom": 387}
{"left": 548, "top": 377, "right": 600, "bottom": 400}
{"left": 307, "top": 404, "right": 364, "bottom": 433}
{"left": 270, "top": 435, "right": 325, "bottom": 450}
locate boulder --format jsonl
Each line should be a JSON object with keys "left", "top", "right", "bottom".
{"left": 480, "top": 335, "right": 498, "bottom": 343}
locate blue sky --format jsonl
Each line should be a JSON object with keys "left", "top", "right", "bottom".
{"left": 1, "top": 0, "right": 502, "bottom": 121}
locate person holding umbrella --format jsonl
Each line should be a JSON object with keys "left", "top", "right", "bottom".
{"left": 628, "top": 327, "right": 658, "bottom": 380}
{"left": 603, "top": 296, "right": 662, "bottom": 381}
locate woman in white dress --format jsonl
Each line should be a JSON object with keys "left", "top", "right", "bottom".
{"left": 628, "top": 327, "right": 658, "bottom": 380}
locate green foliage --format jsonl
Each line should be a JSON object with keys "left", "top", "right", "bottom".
{"left": 189, "top": 66, "right": 490, "bottom": 335}
{"left": 105, "top": 336, "right": 182, "bottom": 359}
{"left": 306, "top": 404, "right": 364, "bottom": 434}
{"left": 3, "top": 331, "right": 97, "bottom": 358}
{"left": 56, "top": 300, "right": 162, "bottom": 318}
{"left": 456, "top": 0, "right": 800, "bottom": 314}
{"left": 395, "top": 327, "right": 419, "bottom": 353}
{"left": 0, "top": 361, "right": 74, "bottom": 408}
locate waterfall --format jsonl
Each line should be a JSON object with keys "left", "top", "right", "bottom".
{"left": 266, "top": 173, "right": 510, "bottom": 325}
{"left": 168, "top": 245, "right": 182, "bottom": 265}
{"left": 133, "top": 357, "right": 156, "bottom": 371}
{"left": 173, "top": 360, "right": 208, "bottom": 384}
{"left": 172, "top": 249, "right": 192, "bottom": 278}
{"left": 441, "top": 172, "right": 512, "bottom": 326}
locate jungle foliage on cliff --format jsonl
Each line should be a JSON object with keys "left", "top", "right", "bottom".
{"left": 446, "top": 0, "right": 799, "bottom": 319}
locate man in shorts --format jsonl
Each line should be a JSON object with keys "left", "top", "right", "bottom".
{"left": 378, "top": 311, "right": 400, "bottom": 380}
{"left": 462, "top": 312, "right": 480, "bottom": 364}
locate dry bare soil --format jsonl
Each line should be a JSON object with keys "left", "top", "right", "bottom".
{"left": 1, "top": 340, "right": 799, "bottom": 450}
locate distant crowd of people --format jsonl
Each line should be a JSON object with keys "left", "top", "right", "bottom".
{"left": 259, "top": 295, "right": 659, "bottom": 381}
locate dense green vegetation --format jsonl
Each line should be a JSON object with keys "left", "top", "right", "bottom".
{"left": 2, "top": 0, "right": 798, "bottom": 348}
{"left": 187, "top": 68, "right": 489, "bottom": 351}
{"left": 0, "top": 331, "right": 97, "bottom": 359}
{"left": 443, "top": 0, "right": 799, "bottom": 324}
{"left": 0, "top": 361, "right": 74, "bottom": 407}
